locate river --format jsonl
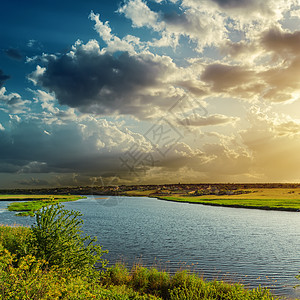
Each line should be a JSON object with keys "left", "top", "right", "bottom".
{"left": 0, "top": 195, "right": 299, "bottom": 298}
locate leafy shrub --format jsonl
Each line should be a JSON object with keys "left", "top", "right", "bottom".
{"left": 30, "top": 204, "right": 108, "bottom": 274}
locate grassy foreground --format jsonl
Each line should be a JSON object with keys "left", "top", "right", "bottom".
{"left": 0, "top": 194, "right": 84, "bottom": 216}
{"left": 0, "top": 205, "right": 293, "bottom": 300}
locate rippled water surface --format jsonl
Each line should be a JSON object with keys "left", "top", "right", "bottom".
{"left": 0, "top": 196, "right": 299, "bottom": 298}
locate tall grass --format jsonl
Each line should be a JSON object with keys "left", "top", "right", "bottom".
{"left": 0, "top": 224, "right": 31, "bottom": 261}
{"left": 102, "top": 264, "right": 277, "bottom": 300}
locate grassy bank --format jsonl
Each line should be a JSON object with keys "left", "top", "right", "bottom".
{"left": 123, "top": 188, "right": 300, "bottom": 211}
{"left": 1, "top": 194, "right": 84, "bottom": 216}
{"left": 158, "top": 195, "right": 300, "bottom": 211}
{"left": 0, "top": 204, "right": 293, "bottom": 299}
{"left": 2, "top": 186, "right": 300, "bottom": 212}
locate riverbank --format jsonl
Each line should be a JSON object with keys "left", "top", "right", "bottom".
{"left": 0, "top": 184, "right": 300, "bottom": 215}
{"left": 123, "top": 188, "right": 300, "bottom": 212}
{"left": 1, "top": 185, "right": 300, "bottom": 212}
{"left": 153, "top": 195, "right": 300, "bottom": 212}
{"left": 0, "top": 194, "right": 85, "bottom": 216}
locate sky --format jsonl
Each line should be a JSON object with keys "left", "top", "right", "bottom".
{"left": 1, "top": 0, "right": 300, "bottom": 188}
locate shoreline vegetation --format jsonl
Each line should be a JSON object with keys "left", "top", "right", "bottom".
{"left": 0, "top": 204, "right": 291, "bottom": 300}
{"left": 0, "top": 195, "right": 85, "bottom": 216}
{"left": 1, "top": 183, "right": 300, "bottom": 212}
{"left": 154, "top": 196, "right": 300, "bottom": 212}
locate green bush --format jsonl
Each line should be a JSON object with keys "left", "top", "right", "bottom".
{"left": 0, "top": 225, "right": 31, "bottom": 263}
{"left": 30, "top": 204, "right": 108, "bottom": 274}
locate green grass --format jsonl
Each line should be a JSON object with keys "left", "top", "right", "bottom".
{"left": 6, "top": 195, "right": 84, "bottom": 216}
{"left": 160, "top": 196, "right": 300, "bottom": 211}
{"left": 124, "top": 187, "right": 300, "bottom": 211}
{"left": 102, "top": 263, "right": 278, "bottom": 300}
{"left": 0, "top": 194, "right": 82, "bottom": 200}
{"left": 0, "top": 224, "right": 31, "bottom": 259}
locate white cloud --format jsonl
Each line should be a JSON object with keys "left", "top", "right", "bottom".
{"left": 117, "top": 0, "right": 162, "bottom": 30}
{"left": 9, "top": 114, "right": 21, "bottom": 122}
{"left": 290, "top": 8, "right": 300, "bottom": 18}
{"left": 118, "top": 0, "right": 227, "bottom": 52}
{"left": 162, "top": 7, "right": 227, "bottom": 52}
{"left": 118, "top": 0, "right": 297, "bottom": 55}
{"left": 89, "top": 11, "right": 144, "bottom": 53}
{"left": 0, "top": 87, "right": 31, "bottom": 114}
{"left": 28, "top": 65, "right": 46, "bottom": 85}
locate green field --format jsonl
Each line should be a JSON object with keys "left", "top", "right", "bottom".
{"left": 0, "top": 195, "right": 84, "bottom": 216}
{"left": 122, "top": 188, "right": 300, "bottom": 211}
{"left": 159, "top": 189, "right": 300, "bottom": 211}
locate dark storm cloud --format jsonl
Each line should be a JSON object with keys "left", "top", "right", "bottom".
{"left": 16, "top": 178, "right": 49, "bottom": 186}
{"left": 31, "top": 45, "right": 172, "bottom": 118}
{"left": 210, "top": 0, "right": 256, "bottom": 9}
{"left": 201, "top": 63, "right": 255, "bottom": 92}
{"left": 0, "top": 69, "right": 10, "bottom": 88}
{"left": 0, "top": 119, "right": 146, "bottom": 179}
{"left": 258, "top": 28, "right": 300, "bottom": 102}
{"left": 0, "top": 162, "right": 22, "bottom": 173}
{"left": 261, "top": 27, "right": 300, "bottom": 55}
{"left": 0, "top": 122, "right": 50, "bottom": 166}
{"left": 0, "top": 121, "right": 95, "bottom": 174}
{"left": 4, "top": 48, "right": 23, "bottom": 61}
{"left": 217, "top": 28, "right": 300, "bottom": 102}
{"left": 260, "top": 56, "right": 300, "bottom": 102}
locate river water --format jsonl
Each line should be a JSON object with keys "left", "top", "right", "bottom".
{"left": 0, "top": 195, "right": 299, "bottom": 298}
